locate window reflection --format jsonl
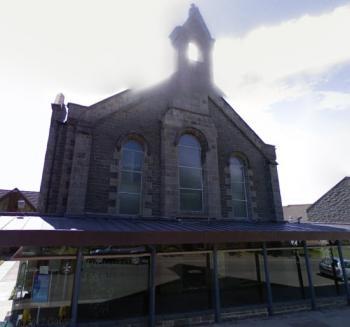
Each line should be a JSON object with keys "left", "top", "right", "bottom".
{"left": 307, "top": 245, "right": 346, "bottom": 300}
{"left": 11, "top": 259, "right": 75, "bottom": 326}
{"left": 230, "top": 156, "right": 248, "bottom": 218}
{"left": 264, "top": 248, "right": 309, "bottom": 304}
{"left": 78, "top": 255, "right": 149, "bottom": 321}
{"left": 8, "top": 243, "right": 350, "bottom": 325}
{"left": 219, "top": 251, "right": 265, "bottom": 308}
{"left": 178, "top": 134, "right": 203, "bottom": 212}
{"left": 118, "top": 140, "right": 144, "bottom": 215}
{"left": 156, "top": 253, "right": 212, "bottom": 314}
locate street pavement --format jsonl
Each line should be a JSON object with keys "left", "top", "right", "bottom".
{"left": 212, "top": 306, "right": 350, "bottom": 327}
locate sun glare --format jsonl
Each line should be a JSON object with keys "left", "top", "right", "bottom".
{"left": 188, "top": 42, "right": 201, "bottom": 62}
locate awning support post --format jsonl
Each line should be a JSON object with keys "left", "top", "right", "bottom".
{"left": 295, "top": 249, "right": 305, "bottom": 299}
{"left": 254, "top": 252, "right": 264, "bottom": 302}
{"left": 336, "top": 240, "right": 350, "bottom": 305}
{"left": 329, "top": 246, "right": 340, "bottom": 294}
{"left": 303, "top": 241, "right": 316, "bottom": 310}
{"left": 212, "top": 244, "right": 221, "bottom": 323}
{"left": 70, "top": 247, "right": 83, "bottom": 327}
{"left": 262, "top": 242, "right": 273, "bottom": 316}
{"left": 149, "top": 246, "right": 156, "bottom": 327}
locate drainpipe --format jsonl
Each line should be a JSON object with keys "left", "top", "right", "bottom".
{"left": 303, "top": 241, "right": 316, "bottom": 310}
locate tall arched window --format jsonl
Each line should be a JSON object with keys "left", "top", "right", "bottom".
{"left": 118, "top": 140, "right": 144, "bottom": 215}
{"left": 230, "top": 156, "right": 248, "bottom": 218}
{"left": 178, "top": 134, "right": 203, "bottom": 212}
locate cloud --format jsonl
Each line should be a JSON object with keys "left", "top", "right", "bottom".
{"left": 0, "top": 0, "right": 191, "bottom": 97}
{"left": 215, "top": 4, "right": 350, "bottom": 90}
{"left": 213, "top": 5, "right": 350, "bottom": 204}
{"left": 318, "top": 91, "right": 350, "bottom": 111}
{"left": 213, "top": 4, "right": 350, "bottom": 119}
{"left": 0, "top": 0, "right": 190, "bottom": 190}
{"left": 0, "top": 0, "right": 349, "bottom": 206}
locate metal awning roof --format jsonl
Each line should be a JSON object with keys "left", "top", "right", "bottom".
{"left": 1, "top": 215, "right": 350, "bottom": 246}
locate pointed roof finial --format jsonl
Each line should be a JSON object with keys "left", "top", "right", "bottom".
{"left": 187, "top": 3, "right": 213, "bottom": 41}
{"left": 189, "top": 3, "right": 198, "bottom": 16}
{"left": 54, "top": 93, "right": 65, "bottom": 105}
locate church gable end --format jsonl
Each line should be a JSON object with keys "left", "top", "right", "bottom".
{"left": 39, "top": 4, "right": 283, "bottom": 222}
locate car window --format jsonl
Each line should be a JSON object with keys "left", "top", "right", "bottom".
{"left": 323, "top": 258, "right": 331, "bottom": 265}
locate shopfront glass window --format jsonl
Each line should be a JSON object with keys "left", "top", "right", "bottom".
{"left": 11, "top": 258, "right": 75, "bottom": 326}
{"left": 156, "top": 252, "right": 212, "bottom": 314}
{"left": 218, "top": 250, "right": 265, "bottom": 308}
{"left": 78, "top": 249, "right": 149, "bottom": 322}
{"left": 264, "top": 247, "right": 309, "bottom": 304}
{"left": 307, "top": 243, "right": 346, "bottom": 301}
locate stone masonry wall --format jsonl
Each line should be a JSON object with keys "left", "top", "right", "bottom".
{"left": 308, "top": 177, "right": 350, "bottom": 223}
{"left": 161, "top": 104, "right": 221, "bottom": 218}
{"left": 40, "top": 85, "right": 282, "bottom": 221}
{"left": 84, "top": 94, "right": 168, "bottom": 215}
{"left": 208, "top": 99, "right": 277, "bottom": 221}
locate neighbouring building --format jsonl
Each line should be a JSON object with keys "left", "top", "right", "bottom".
{"left": 0, "top": 188, "right": 38, "bottom": 213}
{"left": 284, "top": 177, "right": 350, "bottom": 224}
{"left": 308, "top": 177, "right": 350, "bottom": 223}
{"left": 283, "top": 204, "right": 311, "bottom": 223}
{"left": 2, "top": 5, "right": 350, "bottom": 327}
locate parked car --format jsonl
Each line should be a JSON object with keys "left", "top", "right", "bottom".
{"left": 89, "top": 246, "right": 148, "bottom": 265}
{"left": 89, "top": 246, "right": 146, "bottom": 255}
{"left": 319, "top": 257, "right": 350, "bottom": 280}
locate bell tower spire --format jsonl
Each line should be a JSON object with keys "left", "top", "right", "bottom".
{"left": 170, "top": 4, "right": 215, "bottom": 90}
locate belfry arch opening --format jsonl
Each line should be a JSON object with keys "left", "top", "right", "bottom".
{"left": 187, "top": 42, "right": 203, "bottom": 62}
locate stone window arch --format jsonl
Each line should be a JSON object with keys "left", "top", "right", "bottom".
{"left": 109, "top": 133, "right": 153, "bottom": 217}
{"left": 178, "top": 134, "right": 203, "bottom": 212}
{"left": 175, "top": 128, "right": 209, "bottom": 162}
{"left": 229, "top": 154, "right": 250, "bottom": 219}
{"left": 116, "top": 132, "right": 150, "bottom": 155}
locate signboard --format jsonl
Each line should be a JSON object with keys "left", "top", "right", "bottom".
{"left": 32, "top": 273, "right": 50, "bottom": 302}
{"left": 39, "top": 265, "right": 49, "bottom": 274}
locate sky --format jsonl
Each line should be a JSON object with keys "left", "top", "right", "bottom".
{"left": 0, "top": 0, "right": 349, "bottom": 205}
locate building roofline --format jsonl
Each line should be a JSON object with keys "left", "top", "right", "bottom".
{"left": 1, "top": 215, "right": 349, "bottom": 247}
{"left": 209, "top": 96, "right": 276, "bottom": 162}
{"left": 307, "top": 176, "right": 350, "bottom": 213}
{"left": 0, "top": 188, "right": 38, "bottom": 211}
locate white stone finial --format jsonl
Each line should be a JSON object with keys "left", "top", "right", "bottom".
{"left": 54, "top": 93, "right": 65, "bottom": 105}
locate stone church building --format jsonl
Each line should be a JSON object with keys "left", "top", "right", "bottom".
{"left": 2, "top": 5, "right": 350, "bottom": 327}
{"left": 39, "top": 4, "right": 283, "bottom": 223}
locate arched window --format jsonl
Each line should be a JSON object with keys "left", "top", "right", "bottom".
{"left": 178, "top": 134, "right": 203, "bottom": 212}
{"left": 118, "top": 140, "right": 144, "bottom": 215}
{"left": 187, "top": 42, "right": 203, "bottom": 62}
{"left": 230, "top": 156, "right": 248, "bottom": 218}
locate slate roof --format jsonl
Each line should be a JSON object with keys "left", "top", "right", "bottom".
{"left": 0, "top": 188, "right": 39, "bottom": 210}
{"left": 0, "top": 190, "right": 8, "bottom": 199}
{"left": 307, "top": 177, "right": 350, "bottom": 223}
{"left": 0, "top": 215, "right": 349, "bottom": 247}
